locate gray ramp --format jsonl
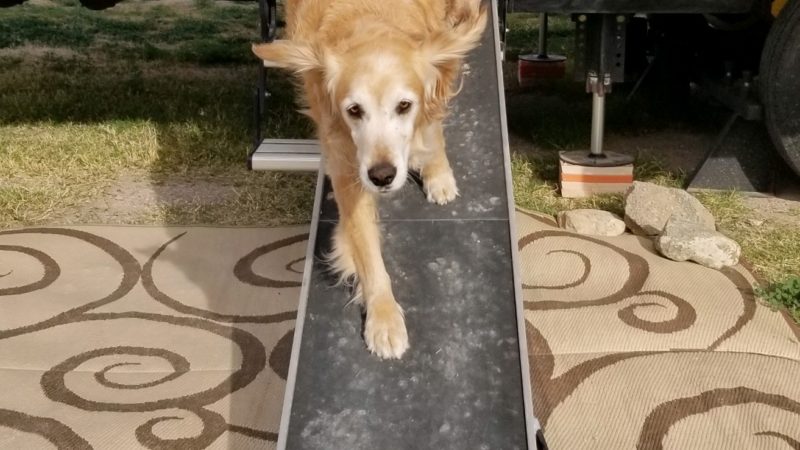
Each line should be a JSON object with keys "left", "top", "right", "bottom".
{"left": 278, "top": 2, "right": 538, "bottom": 448}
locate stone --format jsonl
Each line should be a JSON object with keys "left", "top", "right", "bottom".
{"left": 655, "top": 218, "right": 741, "bottom": 269}
{"left": 623, "top": 181, "right": 716, "bottom": 236}
{"left": 557, "top": 209, "right": 626, "bottom": 236}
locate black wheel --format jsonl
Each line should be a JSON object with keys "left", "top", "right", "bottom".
{"left": 0, "top": 0, "right": 27, "bottom": 7}
{"left": 79, "top": 0, "right": 119, "bottom": 10}
{"left": 634, "top": 15, "right": 706, "bottom": 117}
{"left": 761, "top": 0, "right": 800, "bottom": 176}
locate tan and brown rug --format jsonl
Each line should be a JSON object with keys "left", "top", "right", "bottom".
{"left": 0, "top": 214, "right": 798, "bottom": 449}
{"left": 0, "top": 226, "right": 306, "bottom": 449}
{"left": 517, "top": 209, "right": 800, "bottom": 450}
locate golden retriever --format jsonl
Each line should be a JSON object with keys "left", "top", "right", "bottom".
{"left": 253, "top": 0, "right": 487, "bottom": 358}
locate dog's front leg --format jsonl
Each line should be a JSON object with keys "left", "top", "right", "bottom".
{"left": 419, "top": 121, "right": 458, "bottom": 205}
{"left": 330, "top": 174, "right": 409, "bottom": 359}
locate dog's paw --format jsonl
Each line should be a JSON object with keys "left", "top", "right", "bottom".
{"left": 423, "top": 170, "right": 459, "bottom": 205}
{"left": 364, "top": 300, "right": 409, "bottom": 359}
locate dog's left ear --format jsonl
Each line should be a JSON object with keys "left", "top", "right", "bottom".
{"left": 421, "top": 4, "right": 488, "bottom": 118}
{"left": 424, "top": 4, "right": 488, "bottom": 68}
{"left": 252, "top": 40, "right": 321, "bottom": 73}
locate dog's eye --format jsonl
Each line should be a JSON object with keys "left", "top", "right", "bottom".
{"left": 396, "top": 100, "right": 412, "bottom": 114}
{"left": 346, "top": 104, "right": 363, "bottom": 119}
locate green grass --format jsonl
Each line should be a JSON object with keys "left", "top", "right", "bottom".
{"left": 701, "top": 191, "right": 800, "bottom": 287}
{"left": 0, "top": 57, "right": 314, "bottom": 225}
{"left": 673, "top": 190, "right": 800, "bottom": 318}
{"left": 72, "top": 169, "right": 317, "bottom": 226}
{"left": 505, "top": 13, "right": 573, "bottom": 62}
{"left": 756, "top": 276, "right": 800, "bottom": 323}
{"left": 0, "top": 0, "right": 259, "bottom": 64}
{"left": 511, "top": 152, "right": 683, "bottom": 217}
{"left": 0, "top": 0, "right": 313, "bottom": 227}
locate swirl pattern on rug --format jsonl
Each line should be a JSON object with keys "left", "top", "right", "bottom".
{"left": 2, "top": 217, "right": 799, "bottom": 449}
{"left": 0, "top": 226, "right": 306, "bottom": 448}
{"left": 517, "top": 209, "right": 800, "bottom": 450}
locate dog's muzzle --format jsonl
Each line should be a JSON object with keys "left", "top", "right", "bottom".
{"left": 367, "top": 162, "right": 397, "bottom": 189}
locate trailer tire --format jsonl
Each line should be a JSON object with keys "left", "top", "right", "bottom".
{"left": 0, "top": 0, "right": 27, "bottom": 7}
{"left": 79, "top": 0, "right": 119, "bottom": 10}
{"left": 761, "top": 0, "right": 800, "bottom": 176}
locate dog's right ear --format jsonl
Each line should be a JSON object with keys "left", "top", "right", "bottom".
{"left": 252, "top": 41, "right": 320, "bottom": 73}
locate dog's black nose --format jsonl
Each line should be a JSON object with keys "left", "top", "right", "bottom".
{"left": 367, "top": 163, "right": 397, "bottom": 187}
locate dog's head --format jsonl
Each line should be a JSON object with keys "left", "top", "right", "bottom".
{"left": 253, "top": 7, "right": 487, "bottom": 193}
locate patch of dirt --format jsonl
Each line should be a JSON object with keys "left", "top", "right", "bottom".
{"left": 27, "top": 0, "right": 64, "bottom": 6}
{"left": 72, "top": 171, "right": 238, "bottom": 223}
{"left": 0, "top": 45, "right": 81, "bottom": 60}
{"left": 602, "top": 132, "right": 712, "bottom": 174}
{"left": 138, "top": 64, "right": 249, "bottom": 80}
{"left": 62, "top": 134, "right": 798, "bottom": 228}
{"left": 743, "top": 194, "right": 800, "bottom": 228}
{"left": 110, "top": 0, "right": 201, "bottom": 14}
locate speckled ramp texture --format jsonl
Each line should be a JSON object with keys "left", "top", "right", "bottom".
{"left": 282, "top": 9, "right": 531, "bottom": 448}
{"left": 517, "top": 208, "right": 800, "bottom": 450}
{"left": 286, "top": 220, "right": 526, "bottom": 450}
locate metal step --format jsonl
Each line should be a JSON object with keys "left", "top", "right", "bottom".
{"left": 249, "top": 139, "right": 321, "bottom": 171}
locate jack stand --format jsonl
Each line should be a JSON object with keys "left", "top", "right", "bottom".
{"left": 560, "top": 72, "right": 634, "bottom": 167}
{"left": 559, "top": 75, "right": 633, "bottom": 198}
{"left": 560, "top": 14, "right": 635, "bottom": 198}
{"left": 517, "top": 13, "right": 567, "bottom": 85}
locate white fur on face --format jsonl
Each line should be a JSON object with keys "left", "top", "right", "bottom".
{"left": 340, "top": 57, "right": 420, "bottom": 193}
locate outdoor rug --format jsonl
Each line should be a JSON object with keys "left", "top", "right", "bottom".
{"left": 517, "top": 209, "right": 800, "bottom": 449}
{"left": 0, "top": 226, "right": 305, "bottom": 449}
{"left": 0, "top": 214, "right": 798, "bottom": 449}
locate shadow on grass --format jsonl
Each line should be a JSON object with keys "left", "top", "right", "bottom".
{"left": 0, "top": 0, "right": 319, "bottom": 226}
{"left": 0, "top": 0, "right": 261, "bottom": 64}
{"left": 502, "top": 12, "right": 729, "bottom": 180}
{"left": 0, "top": 54, "right": 317, "bottom": 226}
{"left": 506, "top": 80, "right": 727, "bottom": 153}
{"left": 0, "top": 55, "right": 310, "bottom": 159}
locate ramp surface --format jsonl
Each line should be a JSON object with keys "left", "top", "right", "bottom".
{"left": 278, "top": 2, "right": 536, "bottom": 448}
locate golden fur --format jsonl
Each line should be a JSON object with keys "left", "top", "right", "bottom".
{"left": 253, "top": 0, "right": 487, "bottom": 358}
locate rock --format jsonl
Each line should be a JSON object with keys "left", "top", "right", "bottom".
{"left": 623, "top": 181, "right": 716, "bottom": 236}
{"left": 655, "top": 218, "right": 741, "bottom": 269}
{"left": 557, "top": 209, "right": 626, "bottom": 236}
